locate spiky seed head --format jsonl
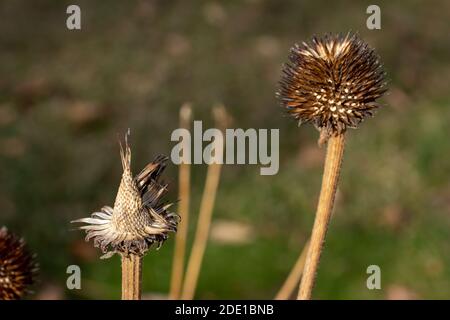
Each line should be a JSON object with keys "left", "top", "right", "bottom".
{"left": 0, "top": 227, "right": 38, "bottom": 300}
{"left": 72, "top": 132, "right": 179, "bottom": 259}
{"left": 277, "top": 33, "right": 387, "bottom": 142}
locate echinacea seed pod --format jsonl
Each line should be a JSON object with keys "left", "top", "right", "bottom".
{"left": 72, "top": 132, "right": 180, "bottom": 259}
{"left": 0, "top": 227, "right": 38, "bottom": 300}
{"left": 277, "top": 33, "right": 387, "bottom": 143}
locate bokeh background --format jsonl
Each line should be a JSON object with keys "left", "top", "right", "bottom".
{"left": 1, "top": 0, "right": 449, "bottom": 299}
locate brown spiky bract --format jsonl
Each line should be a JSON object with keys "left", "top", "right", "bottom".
{"left": 73, "top": 133, "right": 179, "bottom": 259}
{"left": 0, "top": 227, "right": 38, "bottom": 300}
{"left": 277, "top": 33, "right": 387, "bottom": 141}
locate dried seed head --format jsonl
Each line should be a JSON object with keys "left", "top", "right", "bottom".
{"left": 0, "top": 227, "right": 38, "bottom": 300}
{"left": 72, "top": 132, "right": 179, "bottom": 259}
{"left": 277, "top": 33, "right": 387, "bottom": 141}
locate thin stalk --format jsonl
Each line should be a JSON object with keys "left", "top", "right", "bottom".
{"left": 121, "top": 254, "right": 142, "bottom": 300}
{"left": 298, "top": 133, "right": 345, "bottom": 300}
{"left": 169, "top": 103, "right": 192, "bottom": 300}
{"left": 275, "top": 239, "right": 310, "bottom": 300}
{"left": 181, "top": 105, "right": 227, "bottom": 300}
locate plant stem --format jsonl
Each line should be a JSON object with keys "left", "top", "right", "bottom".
{"left": 275, "top": 239, "right": 310, "bottom": 300}
{"left": 169, "top": 103, "right": 192, "bottom": 300}
{"left": 298, "top": 133, "right": 345, "bottom": 300}
{"left": 181, "top": 105, "right": 227, "bottom": 300}
{"left": 121, "top": 254, "right": 142, "bottom": 300}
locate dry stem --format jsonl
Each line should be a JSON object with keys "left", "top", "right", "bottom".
{"left": 181, "top": 105, "right": 227, "bottom": 300}
{"left": 121, "top": 254, "right": 142, "bottom": 300}
{"left": 169, "top": 103, "right": 192, "bottom": 299}
{"left": 275, "top": 239, "right": 310, "bottom": 300}
{"left": 298, "top": 133, "right": 345, "bottom": 300}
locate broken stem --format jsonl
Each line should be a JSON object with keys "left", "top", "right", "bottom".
{"left": 275, "top": 239, "right": 310, "bottom": 300}
{"left": 169, "top": 103, "right": 192, "bottom": 300}
{"left": 181, "top": 105, "right": 227, "bottom": 300}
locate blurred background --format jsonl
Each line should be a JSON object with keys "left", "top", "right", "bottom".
{"left": 0, "top": 0, "right": 449, "bottom": 299}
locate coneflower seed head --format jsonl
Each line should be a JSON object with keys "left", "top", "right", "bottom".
{"left": 277, "top": 33, "right": 387, "bottom": 140}
{"left": 0, "top": 227, "right": 38, "bottom": 300}
{"left": 72, "top": 132, "right": 179, "bottom": 259}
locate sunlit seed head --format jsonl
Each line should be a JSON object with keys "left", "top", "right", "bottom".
{"left": 277, "top": 33, "right": 387, "bottom": 139}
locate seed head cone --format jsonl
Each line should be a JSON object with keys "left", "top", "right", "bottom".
{"left": 277, "top": 33, "right": 387, "bottom": 139}
{"left": 73, "top": 133, "right": 179, "bottom": 259}
{"left": 0, "top": 227, "right": 38, "bottom": 300}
